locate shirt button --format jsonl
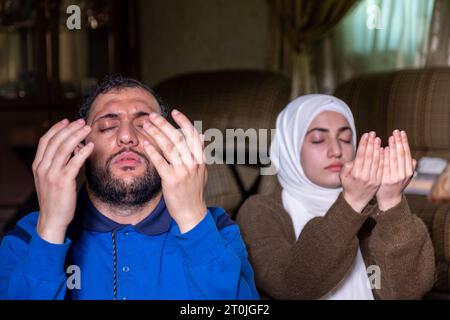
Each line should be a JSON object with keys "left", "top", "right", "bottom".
{"left": 122, "top": 266, "right": 130, "bottom": 273}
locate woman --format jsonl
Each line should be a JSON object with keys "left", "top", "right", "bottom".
{"left": 237, "top": 94, "right": 435, "bottom": 300}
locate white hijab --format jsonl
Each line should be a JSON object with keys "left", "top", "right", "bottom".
{"left": 270, "top": 94, "right": 374, "bottom": 300}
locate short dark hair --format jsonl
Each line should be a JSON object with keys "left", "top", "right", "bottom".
{"left": 77, "top": 75, "right": 170, "bottom": 120}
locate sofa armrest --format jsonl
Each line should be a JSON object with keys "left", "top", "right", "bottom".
{"left": 406, "top": 194, "right": 450, "bottom": 293}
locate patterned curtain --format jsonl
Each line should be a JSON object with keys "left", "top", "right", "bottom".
{"left": 427, "top": 0, "right": 450, "bottom": 66}
{"left": 268, "top": 0, "right": 358, "bottom": 98}
{"left": 315, "top": 0, "right": 435, "bottom": 93}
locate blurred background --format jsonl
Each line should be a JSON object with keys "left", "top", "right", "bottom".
{"left": 2, "top": 0, "right": 450, "bottom": 298}
{"left": 1, "top": 0, "right": 450, "bottom": 236}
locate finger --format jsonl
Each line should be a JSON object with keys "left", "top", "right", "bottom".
{"left": 353, "top": 132, "right": 369, "bottom": 177}
{"left": 383, "top": 146, "right": 391, "bottom": 181}
{"left": 171, "top": 109, "right": 203, "bottom": 165}
{"left": 51, "top": 125, "right": 92, "bottom": 170}
{"left": 401, "top": 130, "right": 413, "bottom": 176}
{"left": 394, "top": 130, "right": 405, "bottom": 179}
{"left": 361, "top": 132, "right": 376, "bottom": 180}
{"left": 33, "top": 119, "right": 69, "bottom": 172}
{"left": 340, "top": 161, "right": 354, "bottom": 182}
{"left": 143, "top": 121, "right": 184, "bottom": 166}
{"left": 201, "top": 134, "right": 207, "bottom": 164}
{"left": 38, "top": 119, "right": 87, "bottom": 172}
{"left": 376, "top": 147, "right": 384, "bottom": 185}
{"left": 65, "top": 142, "right": 94, "bottom": 178}
{"left": 148, "top": 112, "right": 195, "bottom": 166}
{"left": 143, "top": 140, "right": 171, "bottom": 178}
{"left": 389, "top": 135, "right": 398, "bottom": 179}
{"left": 369, "top": 137, "right": 381, "bottom": 181}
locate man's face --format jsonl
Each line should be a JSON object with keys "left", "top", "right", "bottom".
{"left": 83, "top": 87, "right": 163, "bottom": 209}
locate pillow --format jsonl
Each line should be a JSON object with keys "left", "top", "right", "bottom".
{"left": 430, "top": 163, "right": 450, "bottom": 201}
{"left": 405, "top": 157, "right": 448, "bottom": 196}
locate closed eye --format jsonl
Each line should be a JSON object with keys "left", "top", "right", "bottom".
{"left": 100, "top": 127, "right": 117, "bottom": 133}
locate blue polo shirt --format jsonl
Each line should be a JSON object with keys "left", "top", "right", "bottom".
{"left": 0, "top": 187, "right": 259, "bottom": 300}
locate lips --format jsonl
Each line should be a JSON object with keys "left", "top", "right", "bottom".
{"left": 325, "top": 163, "right": 343, "bottom": 172}
{"left": 113, "top": 151, "right": 142, "bottom": 167}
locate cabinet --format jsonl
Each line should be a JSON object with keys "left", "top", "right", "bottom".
{"left": 0, "top": 0, "right": 140, "bottom": 147}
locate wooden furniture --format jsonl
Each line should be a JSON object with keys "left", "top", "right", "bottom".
{"left": 0, "top": 0, "right": 140, "bottom": 148}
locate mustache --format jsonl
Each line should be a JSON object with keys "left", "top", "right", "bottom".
{"left": 106, "top": 148, "right": 150, "bottom": 168}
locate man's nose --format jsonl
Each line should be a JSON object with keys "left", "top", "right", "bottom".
{"left": 117, "top": 123, "right": 139, "bottom": 147}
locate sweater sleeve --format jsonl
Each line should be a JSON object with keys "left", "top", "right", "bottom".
{"left": 360, "top": 196, "right": 436, "bottom": 299}
{"left": 172, "top": 209, "right": 259, "bottom": 300}
{"left": 0, "top": 217, "right": 70, "bottom": 300}
{"left": 237, "top": 192, "right": 376, "bottom": 299}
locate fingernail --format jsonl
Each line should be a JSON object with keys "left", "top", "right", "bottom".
{"left": 77, "top": 118, "right": 85, "bottom": 125}
{"left": 172, "top": 109, "right": 180, "bottom": 115}
{"left": 143, "top": 140, "right": 149, "bottom": 146}
{"left": 61, "top": 118, "right": 69, "bottom": 125}
{"left": 363, "top": 133, "right": 368, "bottom": 139}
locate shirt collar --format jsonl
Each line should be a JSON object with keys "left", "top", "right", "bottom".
{"left": 76, "top": 185, "right": 173, "bottom": 236}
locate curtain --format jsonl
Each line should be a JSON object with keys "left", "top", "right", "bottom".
{"left": 315, "top": 0, "right": 435, "bottom": 93}
{"left": 426, "top": 0, "right": 450, "bottom": 66}
{"left": 268, "top": 0, "right": 358, "bottom": 98}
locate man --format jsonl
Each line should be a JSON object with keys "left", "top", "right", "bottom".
{"left": 0, "top": 76, "right": 259, "bottom": 300}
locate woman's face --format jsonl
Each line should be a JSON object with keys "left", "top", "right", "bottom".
{"left": 301, "top": 111, "right": 354, "bottom": 188}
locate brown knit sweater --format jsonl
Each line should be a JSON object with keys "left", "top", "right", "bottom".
{"left": 237, "top": 186, "right": 436, "bottom": 300}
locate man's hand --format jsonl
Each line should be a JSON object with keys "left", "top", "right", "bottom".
{"left": 33, "top": 119, "right": 94, "bottom": 244}
{"left": 142, "top": 110, "right": 208, "bottom": 234}
{"left": 341, "top": 132, "right": 384, "bottom": 213}
{"left": 376, "top": 130, "right": 416, "bottom": 211}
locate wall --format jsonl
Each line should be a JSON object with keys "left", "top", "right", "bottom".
{"left": 139, "top": 0, "right": 271, "bottom": 86}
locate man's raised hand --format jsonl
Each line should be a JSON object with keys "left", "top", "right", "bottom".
{"left": 33, "top": 119, "right": 94, "bottom": 244}
{"left": 142, "top": 110, "right": 208, "bottom": 234}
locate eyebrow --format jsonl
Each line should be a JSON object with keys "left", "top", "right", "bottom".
{"left": 306, "top": 126, "right": 352, "bottom": 135}
{"left": 93, "top": 111, "right": 151, "bottom": 123}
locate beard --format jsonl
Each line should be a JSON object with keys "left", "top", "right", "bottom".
{"left": 85, "top": 148, "right": 161, "bottom": 211}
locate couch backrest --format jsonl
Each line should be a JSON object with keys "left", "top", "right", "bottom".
{"left": 334, "top": 68, "right": 450, "bottom": 160}
{"left": 154, "top": 70, "right": 291, "bottom": 213}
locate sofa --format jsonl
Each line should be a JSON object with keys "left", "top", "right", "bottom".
{"left": 334, "top": 67, "right": 450, "bottom": 298}
{"left": 154, "top": 70, "right": 291, "bottom": 216}
{"left": 4, "top": 68, "right": 449, "bottom": 298}
{"left": 155, "top": 68, "right": 450, "bottom": 298}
